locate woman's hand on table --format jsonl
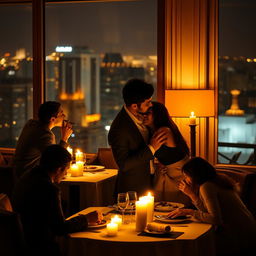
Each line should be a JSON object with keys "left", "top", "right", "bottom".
{"left": 167, "top": 208, "right": 194, "bottom": 218}
{"left": 85, "top": 210, "right": 103, "bottom": 225}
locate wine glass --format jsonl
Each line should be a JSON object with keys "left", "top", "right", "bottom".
{"left": 127, "top": 191, "right": 137, "bottom": 223}
{"left": 127, "top": 191, "right": 137, "bottom": 210}
{"left": 117, "top": 192, "right": 129, "bottom": 223}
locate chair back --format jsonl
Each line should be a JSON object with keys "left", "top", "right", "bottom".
{"left": 97, "top": 148, "right": 118, "bottom": 169}
{"left": 216, "top": 167, "right": 256, "bottom": 218}
{"left": 0, "top": 193, "right": 13, "bottom": 211}
{"left": 0, "top": 209, "right": 27, "bottom": 256}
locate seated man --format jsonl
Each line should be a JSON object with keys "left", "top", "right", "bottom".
{"left": 12, "top": 145, "right": 102, "bottom": 256}
{"left": 13, "top": 101, "right": 73, "bottom": 178}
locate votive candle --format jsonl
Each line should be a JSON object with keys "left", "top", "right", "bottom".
{"left": 189, "top": 111, "right": 196, "bottom": 125}
{"left": 106, "top": 222, "right": 118, "bottom": 237}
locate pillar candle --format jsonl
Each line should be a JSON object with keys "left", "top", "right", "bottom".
{"left": 75, "top": 149, "right": 84, "bottom": 162}
{"left": 111, "top": 215, "right": 122, "bottom": 230}
{"left": 76, "top": 161, "right": 84, "bottom": 176}
{"left": 67, "top": 146, "right": 73, "bottom": 157}
{"left": 106, "top": 222, "right": 118, "bottom": 237}
{"left": 135, "top": 200, "right": 148, "bottom": 232}
{"left": 145, "top": 192, "right": 154, "bottom": 223}
{"left": 70, "top": 164, "right": 80, "bottom": 177}
{"left": 189, "top": 111, "right": 196, "bottom": 125}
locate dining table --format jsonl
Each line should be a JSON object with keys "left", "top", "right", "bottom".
{"left": 59, "top": 169, "right": 118, "bottom": 216}
{"left": 60, "top": 206, "right": 216, "bottom": 256}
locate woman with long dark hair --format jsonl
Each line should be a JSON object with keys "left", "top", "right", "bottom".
{"left": 168, "top": 157, "right": 256, "bottom": 256}
{"left": 143, "top": 101, "right": 191, "bottom": 205}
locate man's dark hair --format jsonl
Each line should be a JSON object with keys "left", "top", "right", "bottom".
{"left": 38, "top": 101, "right": 61, "bottom": 124}
{"left": 40, "top": 145, "right": 71, "bottom": 173}
{"left": 122, "top": 79, "right": 154, "bottom": 106}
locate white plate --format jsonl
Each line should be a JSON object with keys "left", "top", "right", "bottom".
{"left": 84, "top": 165, "right": 105, "bottom": 172}
{"left": 88, "top": 220, "right": 107, "bottom": 228}
{"left": 154, "top": 202, "right": 184, "bottom": 212}
{"left": 154, "top": 215, "right": 190, "bottom": 224}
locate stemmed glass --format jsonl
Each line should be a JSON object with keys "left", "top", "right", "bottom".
{"left": 127, "top": 191, "right": 137, "bottom": 223}
{"left": 117, "top": 192, "right": 129, "bottom": 223}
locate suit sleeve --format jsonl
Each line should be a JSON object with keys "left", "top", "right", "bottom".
{"left": 47, "top": 186, "right": 88, "bottom": 236}
{"left": 108, "top": 125, "right": 154, "bottom": 173}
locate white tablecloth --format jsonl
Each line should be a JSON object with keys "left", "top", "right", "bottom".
{"left": 61, "top": 207, "right": 216, "bottom": 256}
{"left": 59, "top": 170, "right": 118, "bottom": 216}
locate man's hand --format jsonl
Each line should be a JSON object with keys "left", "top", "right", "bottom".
{"left": 85, "top": 211, "right": 103, "bottom": 225}
{"left": 150, "top": 130, "right": 167, "bottom": 151}
{"left": 61, "top": 120, "right": 73, "bottom": 142}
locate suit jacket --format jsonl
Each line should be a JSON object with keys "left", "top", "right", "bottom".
{"left": 12, "top": 166, "right": 88, "bottom": 256}
{"left": 13, "top": 119, "right": 67, "bottom": 178}
{"left": 108, "top": 107, "right": 154, "bottom": 196}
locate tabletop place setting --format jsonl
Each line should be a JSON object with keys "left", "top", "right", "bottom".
{"left": 82, "top": 191, "right": 190, "bottom": 239}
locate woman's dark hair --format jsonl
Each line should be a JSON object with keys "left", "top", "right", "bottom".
{"left": 182, "top": 157, "right": 235, "bottom": 190}
{"left": 122, "top": 78, "right": 154, "bottom": 106}
{"left": 38, "top": 101, "right": 61, "bottom": 124}
{"left": 151, "top": 101, "right": 189, "bottom": 155}
{"left": 40, "top": 145, "right": 71, "bottom": 173}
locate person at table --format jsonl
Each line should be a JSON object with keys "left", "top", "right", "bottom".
{"left": 13, "top": 101, "right": 73, "bottom": 178}
{"left": 12, "top": 144, "right": 102, "bottom": 256}
{"left": 108, "top": 78, "right": 167, "bottom": 196}
{"left": 167, "top": 157, "right": 256, "bottom": 256}
{"left": 143, "top": 101, "right": 191, "bottom": 205}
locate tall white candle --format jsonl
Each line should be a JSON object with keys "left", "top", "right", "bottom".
{"left": 76, "top": 161, "right": 84, "bottom": 176}
{"left": 106, "top": 222, "right": 118, "bottom": 236}
{"left": 146, "top": 192, "right": 154, "bottom": 223}
{"left": 135, "top": 200, "right": 148, "bottom": 232}
{"left": 189, "top": 111, "right": 196, "bottom": 125}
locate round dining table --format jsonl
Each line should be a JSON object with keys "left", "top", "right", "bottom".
{"left": 60, "top": 207, "right": 216, "bottom": 256}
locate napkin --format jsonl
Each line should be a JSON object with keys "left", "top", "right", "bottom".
{"left": 146, "top": 222, "right": 171, "bottom": 233}
{"left": 138, "top": 231, "right": 184, "bottom": 238}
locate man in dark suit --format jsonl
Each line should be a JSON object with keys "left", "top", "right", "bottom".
{"left": 108, "top": 79, "right": 166, "bottom": 196}
{"left": 12, "top": 145, "right": 102, "bottom": 256}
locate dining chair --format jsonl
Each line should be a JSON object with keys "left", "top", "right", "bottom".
{"left": 0, "top": 193, "right": 27, "bottom": 256}
{"left": 97, "top": 148, "right": 119, "bottom": 169}
{"left": 0, "top": 193, "right": 13, "bottom": 211}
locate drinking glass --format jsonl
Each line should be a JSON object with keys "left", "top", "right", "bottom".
{"left": 117, "top": 192, "right": 129, "bottom": 223}
{"left": 127, "top": 191, "right": 137, "bottom": 223}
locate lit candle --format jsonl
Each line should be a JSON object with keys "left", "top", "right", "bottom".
{"left": 139, "top": 192, "right": 154, "bottom": 223}
{"left": 75, "top": 149, "right": 84, "bottom": 162}
{"left": 70, "top": 164, "right": 80, "bottom": 177}
{"left": 135, "top": 199, "right": 148, "bottom": 232}
{"left": 111, "top": 215, "right": 122, "bottom": 230}
{"left": 67, "top": 146, "right": 73, "bottom": 156}
{"left": 76, "top": 161, "right": 84, "bottom": 175}
{"left": 189, "top": 111, "right": 196, "bottom": 125}
{"left": 106, "top": 222, "right": 118, "bottom": 237}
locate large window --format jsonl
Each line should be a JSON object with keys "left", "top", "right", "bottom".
{"left": 45, "top": 0, "right": 157, "bottom": 153}
{"left": 218, "top": 0, "right": 256, "bottom": 165}
{"left": 0, "top": 4, "right": 33, "bottom": 147}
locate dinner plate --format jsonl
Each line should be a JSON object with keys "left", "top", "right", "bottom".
{"left": 154, "top": 215, "right": 191, "bottom": 224}
{"left": 154, "top": 202, "right": 184, "bottom": 212}
{"left": 88, "top": 219, "right": 107, "bottom": 228}
{"left": 84, "top": 165, "right": 105, "bottom": 172}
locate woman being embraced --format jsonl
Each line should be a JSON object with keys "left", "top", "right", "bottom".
{"left": 143, "top": 101, "right": 191, "bottom": 205}
{"left": 168, "top": 157, "right": 256, "bottom": 256}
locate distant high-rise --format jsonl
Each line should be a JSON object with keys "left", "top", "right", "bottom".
{"left": 58, "top": 46, "right": 101, "bottom": 124}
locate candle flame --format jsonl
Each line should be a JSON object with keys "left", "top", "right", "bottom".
{"left": 190, "top": 111, "right": 195, "bottom": 117}
{"left": 147, "top": 192, "right": 152, "bottom": 196}
{"left": 76, "top": 149, "right": 81, "bottom": 153}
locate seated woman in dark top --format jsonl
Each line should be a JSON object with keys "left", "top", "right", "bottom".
{"left": 143, "top": 101, "right": 191, "bottom": 205}
{"left": 12, "top": 144, "right": 102, "bottom": 256}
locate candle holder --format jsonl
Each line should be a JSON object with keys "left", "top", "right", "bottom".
{"left": 189, "top": 124, "right": 197, "bottom": 157}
